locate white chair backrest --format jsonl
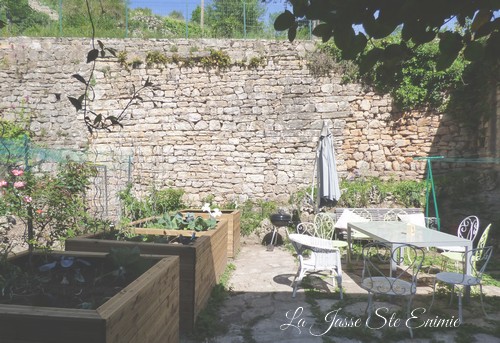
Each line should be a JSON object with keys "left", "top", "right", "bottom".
{"left": 296, "top": 221, "right": 316, "bottom": 235}
{"left": 313, "top": 213, "right": 336, "bottom": 240}
{"left": 361, "top": 242, "right": 425, "bottom": 295}
{"left": 476, "top": 223, "right": 491, "bottom": 250}
{"left": 457, "top": 215, "right": 480, "bottom": 242}
{"left": 351, "top": 208, "right": 373, "bottom": 220}
{"left": 383, "top": 208, "right": 408, "bottom": 221}
{"left": 465, "top": 245, "right": 493, "bottom": 278}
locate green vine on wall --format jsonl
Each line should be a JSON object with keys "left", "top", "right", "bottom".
{"left": 311, "top": 36, "right": 497, "bottom": 125}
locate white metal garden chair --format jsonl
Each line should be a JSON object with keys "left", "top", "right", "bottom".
{"left": 361, "top": 242, "right": 425, "bottom": 338}
{"left": 437, "top": 215, "right": 480, "bottom": 253}
{"left": 288, "top": 233, "right": 343, "bottom": 299}
{"left": 441, "top": 223, "right": 491, "bottom": 272}
{"left": 296, "top": 213, "right": 347, "bottom": 250}
{"left": 383, "top": 208, "right": 408, "bottom": 221}
{"left": 429, "top": 245, "right": 493, "bottom": 323}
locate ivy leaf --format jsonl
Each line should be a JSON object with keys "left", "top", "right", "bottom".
{"left": 94, "top": 114, "right": 102, "bottom": 125}
{"left": 107, "top": 116, "right": 123, "bottom": 128}
{"left": 474, "top": 17, "right": 499, "bottom": 39}
{"left": 288, "top": 23, "right": 298, "bottom": 42}
{"left": 97, "top": 40, "right": 105, "bottom": 50}
{"left": 340, "top": 33, "right": 367, "bottom": 60}
{"left": 274, "top": 10, "right": 295, "bottom": 31}
{"left": 471, "top": 10, "right": 492, "bottom": 33}
{"left": 359, "top": 48, "right": 383, "bottom": 74}
{"left": 144, "top": 77, "right": 153, "bottom": 87}
{"left": 463, "top": 41, "right": 485, "bottom": 62}
{"left": 437, "top": 32, "right": 463, "bottom": 70}
{"left": 72, "top": 74, "right": 87, "bottom": 85}
{"left": 312, "top": 23, "right": 332, "bottom": 38}
{"left": 363, "top": 16, "right": 398, "bottom": 39}
{"left": 306, "top": 0, "right": 330, "bottom": 21}
{"left": 291, "top": 0, "right": 307, "bottom": 17}
{"left": 68, "top": 97, "right": 82, "bottom": 111}
{"left": 105, "top": 47, "right": 118, "bottom": 57}
{"left": 87, "top": 49, "right": 99, "bottom": 63}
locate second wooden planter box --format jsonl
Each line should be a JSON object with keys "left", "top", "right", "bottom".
{"left": 0, "top": 250, "right": 179, "bottom": 343}
{"left": 65, "top": 218, "right": 228, "bottom": 333}
{"left": 180, "top": 209, "right": 241, "bottom": 258}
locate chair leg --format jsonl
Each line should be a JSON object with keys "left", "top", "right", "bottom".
{"left": 335, "top": 274, "right": 343, "bottom": 300}
{"left": 429, "top": 279, "right": 438, "bottom": 313}
{"left": 479, "top": 284, "right": 489, "bottom": 318}
{"left": 406, "top": 295, "right": 414, "bottom": 339}
{"left": 292, "top": 256, "right": 306, "bottom": 298}
{"left": 457, "top": 289, "right": 463, "bottom": 324}
{"left": 449, "top": 285, "right": 455, "bottom": 305}
{"left": 365, "top": 293, "right": 374, "bottom": 325}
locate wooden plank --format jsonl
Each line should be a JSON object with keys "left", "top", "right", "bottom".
{"left": 100, "top": 257, "right": 179, "bottom": 343}
{"left": 1, "top": 252, "right": 179, "bottom": 343}
{"left": 180, "top": 209, "right": 241, "bottom": 257}
{"left": 65, "top": 234, "right": 215, "bottom": 332}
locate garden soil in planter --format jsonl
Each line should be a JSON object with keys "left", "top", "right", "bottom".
{"left": 0, "top": 250, "right": 179, "bottom": 343}
{"left": 65, "top": 220, "right": 228, "bottom": 333}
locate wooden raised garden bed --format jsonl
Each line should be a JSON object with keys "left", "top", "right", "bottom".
{"left": 0, "top": 250, "right": 179, "bottom": 343}
{"left": 180, "top": 209, "right": 241, "bottom": 258}
{"left": 65, "top": 218, "right": 228, "bottom": 332}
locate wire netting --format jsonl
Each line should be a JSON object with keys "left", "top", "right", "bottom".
{"left": 0, "top": 136, "right": 132, "bottom": 222}
{"left": 1, "top": 0, "right": 312, "bottom": 40}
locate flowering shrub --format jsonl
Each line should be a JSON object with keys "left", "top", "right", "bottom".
{"left": 0, "top": 162, "right": 98, "bottom": 249}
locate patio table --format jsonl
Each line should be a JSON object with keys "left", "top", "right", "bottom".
{"left": 346, "top": 221, "right": 473, "bottom": 275}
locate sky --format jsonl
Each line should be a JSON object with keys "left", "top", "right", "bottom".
{"left": 128, "top": 0, "right": 289, "bottom": 22}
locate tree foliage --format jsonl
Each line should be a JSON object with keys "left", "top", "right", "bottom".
{"left": 0, "top": 0, "right": 50, "bottom": 34}
{"left": 274, "top": 0, "right": 499, "bottom": 73}
{"left": 206, "top": 0, "right": 265, "bottom": 37}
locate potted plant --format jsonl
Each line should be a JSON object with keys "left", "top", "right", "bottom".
{"left": 0, "top": 247, "right": 179, "bottom": 343}
{"left": 65, "top": 213, "right": 228, "bottom": 332}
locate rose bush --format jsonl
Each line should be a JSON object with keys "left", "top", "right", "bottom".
{"left": 0, "top": 162, "right": 99, "bottom": 249}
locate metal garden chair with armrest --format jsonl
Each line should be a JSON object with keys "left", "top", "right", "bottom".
{"left": 436, "top": 215, "right": 480, "bottom": 253}
{"left": 361, "top": 242, "right": 425, "bottom": 339}
{"left": 441, "top": 223, "right": 491, "bottom": 272}
{"left": 429, "top": 245, "right": 493, "bottom": 323}
{"left": 288, "top": 233, "right": 343, "bottom": 299}
{"left": 297, "top": 213, "right": 348, "bottom": 250}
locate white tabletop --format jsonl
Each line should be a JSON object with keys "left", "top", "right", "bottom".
{"left": 347, "top": 221, "right": 471, "bottom": 247}
{"left": 346, "top": 221, "right": 473, "bottom": 274}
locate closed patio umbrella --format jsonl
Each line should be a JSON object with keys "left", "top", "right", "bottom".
{"left": 311, "top": 121, "right": 341, "bottom": 209}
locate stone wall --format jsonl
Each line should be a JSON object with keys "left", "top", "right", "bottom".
{"left": 0, "top": 37, "right": 485, "bottom": 217}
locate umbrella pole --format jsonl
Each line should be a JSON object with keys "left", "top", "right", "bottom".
{"left": 311, "top": 140, "right": 320, "bottom": 213}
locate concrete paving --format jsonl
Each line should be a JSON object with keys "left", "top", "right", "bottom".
{"left": 181, "top": 240, "right": 500, "bottom": 343}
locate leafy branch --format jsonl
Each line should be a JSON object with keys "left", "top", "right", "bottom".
{"left": 67, "top": 0, "right": 154, "bottom": 134}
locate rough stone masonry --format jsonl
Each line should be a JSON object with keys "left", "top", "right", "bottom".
{"left": 0, "top": 37, "right": 486, "bottom": 216}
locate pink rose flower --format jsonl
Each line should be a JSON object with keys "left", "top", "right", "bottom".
{"left": 23, "top": 196, "right": 32, "bottom": 203}
{"left": 13, "top": 181, "right": 26, "bottom": 189}
{"left": 11, "top": 169, "right": 24, "bottom": 177}
{"left": 0, "top": 180, "right": 7, "bottom": 187}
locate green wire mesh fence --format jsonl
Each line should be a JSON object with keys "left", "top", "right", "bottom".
{"left": 1, "top": 0, "right": 313, "bottom": 40}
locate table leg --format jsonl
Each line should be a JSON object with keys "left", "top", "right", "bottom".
{"left": 347, "top": 226, "right": 352, "bottom": 264}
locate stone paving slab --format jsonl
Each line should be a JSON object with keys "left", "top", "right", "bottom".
{"left": 181, "top": 241, "right": 500, "bottom": 343}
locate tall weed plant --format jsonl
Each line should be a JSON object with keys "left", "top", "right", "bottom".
{"left": 118, "top": 183, "right": 185, "bottom": 222}
{"left": 239, "top": 199, "right": 277, "bottom": 236}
